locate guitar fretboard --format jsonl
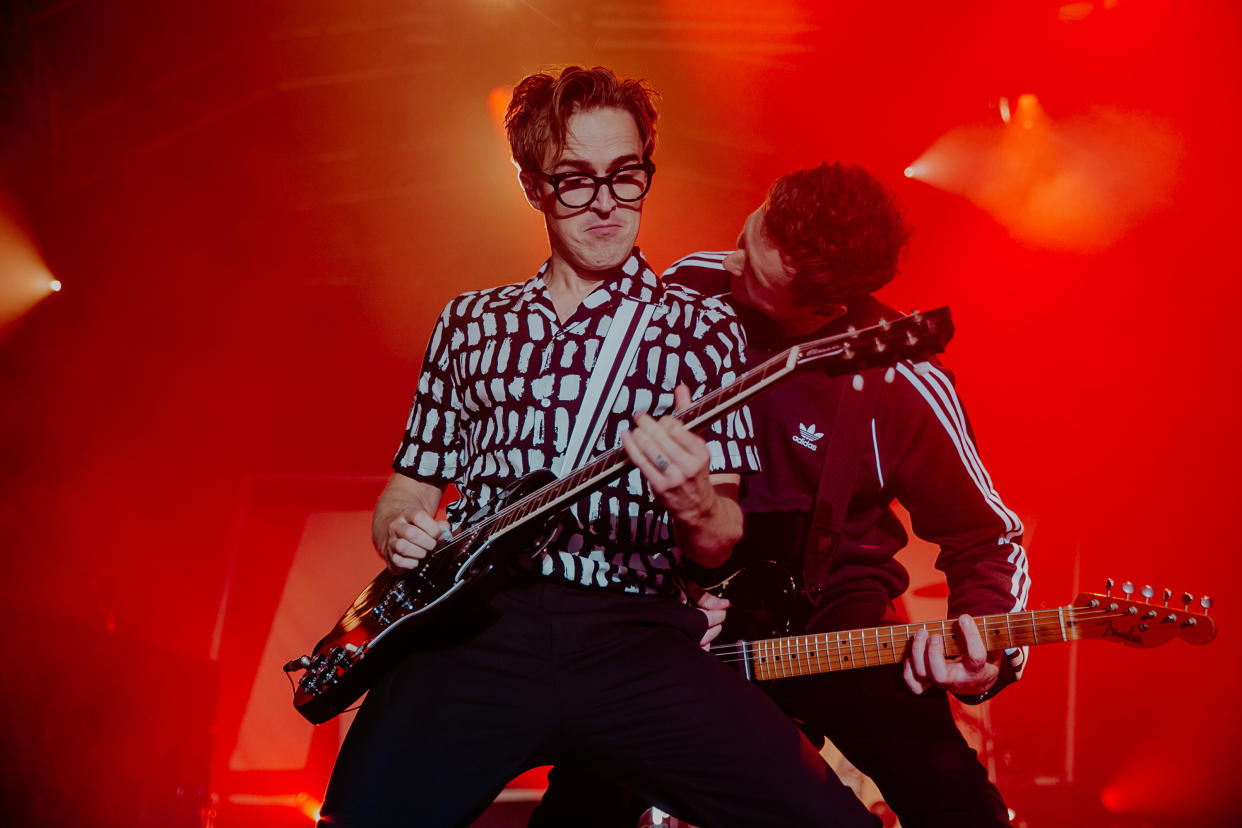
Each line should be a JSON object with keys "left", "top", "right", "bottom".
{"left": 479, "top": 346, "right": 805, "bottom": 540}
{"left": 729, "top": 606, "right": 1074, "bottom": 681}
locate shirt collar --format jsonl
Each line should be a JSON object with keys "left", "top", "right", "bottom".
{"left": 511, "top": 247, "right": 663, "bottom": 316}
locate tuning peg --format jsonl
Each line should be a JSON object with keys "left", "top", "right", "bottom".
{"left": 1140, "top": 585, "right": 1155, "bottom": 603}
{"left": 878, "top": 318, "right": 891, "bottom": 331}
{"left": 906, "top": 330, "right": 919, "bottom": 346}
{"left": 1162, "top": 588, "right": 1172, "bottom": 607}
{"left": 1200, "top": 596, "right": 1213, "bottom": 616}
{"left": 911, "top": 310, "right": 923, "bottom": 322}
{"left": 846, "top": 325, "right": 858, "bottom": 336}
{"left": 1106, "top": 578, "right": 1115, "bottom": 598}
{"left": 873, "top": 339, "right": 887, "bottom": 353}
{"left": 1182, "top": 592, "right": 1194, "bottom": 611}
{"left": 1122, "top": 581, "right": 1135, "bottom": 598}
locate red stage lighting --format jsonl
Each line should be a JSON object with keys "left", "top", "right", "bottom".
{"left": 296, "top": 792, "right": 322, "bottom": 823}
{"left": 487, "top": 85, "right": 512, "bottom": 128}
{"left": 0, "top": 196, "right": 56, "bottom": 328}
{"left": 904, "top": 98, "right": 1182, "bottom": 250}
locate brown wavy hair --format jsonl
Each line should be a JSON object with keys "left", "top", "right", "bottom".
{"left": 505, "top": 66, "right": 658, "bottom": 175}
{"left": 763, "top": 162, "right": 911, "bottom": 307}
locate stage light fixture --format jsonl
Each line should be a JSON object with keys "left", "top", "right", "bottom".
{"left": 49, "top": 279, "right": 61, "bottom": 292}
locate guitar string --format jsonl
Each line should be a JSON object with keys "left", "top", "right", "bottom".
{"left": 708, "top": 606, "right": 1199, "bottom": 668}
{"left": 487, "top": 355, "right": 791, "bottom": 535}
{"left": 705, "top": 604, "right": 1189, "bottom": 655}
{"left": 446, "top": 315, "right": 924, "bottom": 548}
{"left": 709, "top": 617, "right": 1195, "bottom": 670}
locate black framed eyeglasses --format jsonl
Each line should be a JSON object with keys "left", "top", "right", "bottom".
{"left": 538, "top": 161, "right": 656, "bottom": 209}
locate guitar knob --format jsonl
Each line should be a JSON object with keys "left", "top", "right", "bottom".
{"left": 282, "top": 655, "right": 311, "bottom": 672}
{"left": 884, "top": 367, "right": 896, "bottom": 383}
{"left": 852, "top": 374, "right": 865, "bottom": 391}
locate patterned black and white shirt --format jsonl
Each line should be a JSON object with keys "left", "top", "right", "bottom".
{"left": 394, "top": 249, "right": 760, "bottom": 596}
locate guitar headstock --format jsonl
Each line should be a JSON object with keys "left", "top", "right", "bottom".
{"left": 1069, "top": 580, "right": 1217, "bottom": 648}
{"left": 793, "top": 306, "right": 954, "bottom": 375}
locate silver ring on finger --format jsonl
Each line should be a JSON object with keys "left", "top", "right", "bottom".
{"left": 654, "top": 453, "right": 670, "bottom": 473}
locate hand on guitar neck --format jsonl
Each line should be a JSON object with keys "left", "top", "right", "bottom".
{"left": 902, "top": 614, "right": 1001, "bottom": 696}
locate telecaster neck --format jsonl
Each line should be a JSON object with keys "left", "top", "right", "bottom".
{"left": 736, "top": 607, "right": 1070, "bottom": 682}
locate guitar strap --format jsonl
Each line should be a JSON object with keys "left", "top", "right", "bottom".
{"left": 800, "top": 367, "right": 883, "bottom": 608}
{"left": 553, "top": 298, "right": 656, "bottom": 477}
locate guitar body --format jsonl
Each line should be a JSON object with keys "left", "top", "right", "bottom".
{"left": 291, "top": 469, "right": 559, "bottom": 724}
{"left": 693, "top": 559, "right": 802, "bottom": 640}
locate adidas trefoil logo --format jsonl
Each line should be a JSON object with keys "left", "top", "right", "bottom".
{"left": 791, "top": 422, "right": 824, "bottom": 451}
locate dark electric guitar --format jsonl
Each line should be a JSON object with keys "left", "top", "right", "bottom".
{"left": 286, "top": 308, "right": 954, "bottom": 724}
{"left": 709, "top": 581, "right": 1217, "bottom": 683}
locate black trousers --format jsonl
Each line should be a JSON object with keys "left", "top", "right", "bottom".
{"left": 531, "top": 598, "right": 1009, "bottom": 828}
{"left": 318, "top": 581, "right": 877, "bottom": 828}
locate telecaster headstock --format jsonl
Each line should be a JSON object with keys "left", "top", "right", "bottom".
{"left": 1069, "top": 579, "right": 1216, "bottom": 648}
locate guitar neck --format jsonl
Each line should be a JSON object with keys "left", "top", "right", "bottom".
{"left": 481, "top": 347, "right": 802, "bottom": 540}
{"left": 475, "top": 308, "right": 951, "bottom": 546}
{"left": 732, "top": 607, "right": 1074, "bottom": 682}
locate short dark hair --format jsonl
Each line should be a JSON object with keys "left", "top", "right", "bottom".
{"left": 763, "top": 162, "right": 911, "bottom": 307}
{"left": 504, "top": 66, "right": 658, "bottom": 176}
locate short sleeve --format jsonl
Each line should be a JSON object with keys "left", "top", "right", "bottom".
{"left": 392, "top": 300, "right": 465, "bottom": 485}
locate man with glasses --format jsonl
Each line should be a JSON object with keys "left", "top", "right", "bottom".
{"left": 316, "top": 66, "right": 878, "bottom": 828}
